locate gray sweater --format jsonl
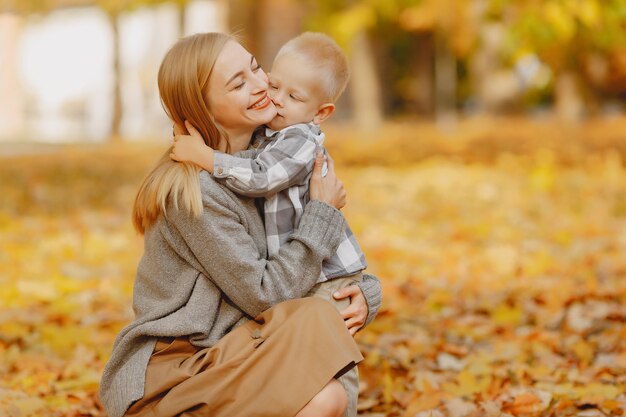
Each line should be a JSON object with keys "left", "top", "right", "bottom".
{"left": 99, "top": 171, "right": 382, "bottom": 417}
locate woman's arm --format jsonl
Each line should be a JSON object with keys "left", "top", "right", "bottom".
{"left": 358, "top": 274, "right": 383, "bottom": 326}
{"left": 165, "top": 155, "right": 347, "bottom": 319}
{"left": 168, "top": 192, "right": 344, "bottom": 319}
{"left": 333, "top": 274, "right": 382, "bottom": 335}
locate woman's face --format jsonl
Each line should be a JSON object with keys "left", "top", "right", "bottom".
{"left": 207, "top": 40, "right": 276, "bottom": 136}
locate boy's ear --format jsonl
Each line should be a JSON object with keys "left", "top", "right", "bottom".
{"left": 313, "top": 103, "right": 335, "bottom": 125}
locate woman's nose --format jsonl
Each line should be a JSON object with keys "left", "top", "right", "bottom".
{"left": 250, "top": 69, "right": 268, "bottom": 93}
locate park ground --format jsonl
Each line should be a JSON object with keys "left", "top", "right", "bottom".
{"left": 1, "top": 116, "right": 626, "bottom": 416}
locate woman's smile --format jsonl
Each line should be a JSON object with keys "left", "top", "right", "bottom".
{"left": 249, "top": 94, "right": 271, "bottom": 110}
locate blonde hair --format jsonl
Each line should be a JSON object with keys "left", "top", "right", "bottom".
{"left": 275, "top": 32, "right": 350, "bottom": 102}
{"left": 133, "top": 32, "right": 234, "bottom": 234}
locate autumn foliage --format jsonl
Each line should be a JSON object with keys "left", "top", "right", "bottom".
{"left": 1, "top": 117, "right": 626, "bottom": 416}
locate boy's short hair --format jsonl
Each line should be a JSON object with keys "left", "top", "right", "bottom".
{"left": 275, "top": 32, "right": 350, "bottom": 102}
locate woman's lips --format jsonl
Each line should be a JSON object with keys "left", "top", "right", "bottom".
{"left": 249, "top": 95, "right": 270, "bottom": 110}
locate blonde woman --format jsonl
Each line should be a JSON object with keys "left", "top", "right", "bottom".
{"left": 98, "top": 33, "right": 382, "bottom": 417}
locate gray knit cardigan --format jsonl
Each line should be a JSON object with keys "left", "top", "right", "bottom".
{"left": 98, "top": 171, "right": 382, "bottom": 417}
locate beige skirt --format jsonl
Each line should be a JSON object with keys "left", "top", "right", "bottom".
{"left": 125, "top": 297, "right": 363, "bottom": 417}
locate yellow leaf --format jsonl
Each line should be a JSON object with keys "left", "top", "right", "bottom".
{"left": 492, "top": 304, "right": 523, "bottom": 326}
{"left": 577, "top": 0, "right": 600, "bottom": 27}
{"left": 455, "top": 369, "right": 478, "bottom": 396}
{"left": 382, "top": 363, "right": 394, "bottom": 404}
{"left": 13, "top": 397, "right": 46, "bottom": 415}
{"left": 571, "top": 338, "right": 594, "bottom": 366}
{"left": 544, "top": 2, "right": 576, "bottom": 41}
{"left": 575, "top": 383, "right": 624, "bottom": 401}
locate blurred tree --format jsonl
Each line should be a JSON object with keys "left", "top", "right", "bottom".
{"left": 500, "top": 0, "right": 626, "bottom": 120}
{"left": 227, "top": 0, "right": 261, "bottom": 61}
{"left": 0, "top": 13, "right": 23, "bottom": 139}
{"left": 99, "top": 0, "right": 190, "bottom": 140}
{"left": 395, "top": 0, "right": 481, "bottom": 128}
{"left": 227, "top": 0, "right": 304, "bottom": 70}
{"left": 306, "top": 0, "right": 482, "bottom": 130}
{"left": 98, "top": 0, "right": 127, "bottom": 141}
{"left": 306, "top": 1, "right": 384, "bottom": 130}
{"left": 1, "top": 0, "right": 187, "bottom": 140}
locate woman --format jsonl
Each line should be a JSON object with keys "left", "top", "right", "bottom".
{"left": 99, "top": 32, "right": 382, "bottom": 417}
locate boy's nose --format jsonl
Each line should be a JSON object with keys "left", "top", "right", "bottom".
{"left": 270, "top": 93, "right": 283, "bottom": 108}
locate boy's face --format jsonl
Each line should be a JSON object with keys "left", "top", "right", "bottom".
{"left": 266, "top": 54, "right": 327, "bottom": 131}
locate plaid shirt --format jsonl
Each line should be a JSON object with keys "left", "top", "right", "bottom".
{"left": 213, "top": 122, "right": 367, "bottom": 281}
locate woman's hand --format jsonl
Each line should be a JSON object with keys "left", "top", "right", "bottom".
{"left": 333, "top": 285, "right": 368, "bottom": 336}
{"left": 309, "top": 152, "right": 346, "bottom": 209}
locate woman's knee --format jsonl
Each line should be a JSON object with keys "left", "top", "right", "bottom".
{"left": 308, "top": 379, "right": 347, "bottom": 417}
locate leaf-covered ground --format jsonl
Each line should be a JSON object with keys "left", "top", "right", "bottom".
{"left": 1, "top": 118, "right": 626, "bottom": 416}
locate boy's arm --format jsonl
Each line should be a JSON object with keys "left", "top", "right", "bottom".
{"left": 213, "top": 127, "right": 319, "bottom": 197}
{"left": 234, "top": 149, "right": 260, "bottom": 159}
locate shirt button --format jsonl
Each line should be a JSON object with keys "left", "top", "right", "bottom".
{"left": 217, "top": 167, "right": 224, "bottom": 175}
{"left": 251, "top": 329, "right": 262, "bottom": 339}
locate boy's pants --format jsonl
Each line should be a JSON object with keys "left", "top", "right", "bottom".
{"left": 305, "top": 272, "right": 363, "bottom": 417}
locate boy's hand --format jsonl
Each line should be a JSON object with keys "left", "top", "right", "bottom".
{"left": 170, "top": 120, "right": 208, "bottom": 164}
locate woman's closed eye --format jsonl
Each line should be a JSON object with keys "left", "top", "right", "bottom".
{"left": 233, "top": 63, "right": 262, "bottom": 90}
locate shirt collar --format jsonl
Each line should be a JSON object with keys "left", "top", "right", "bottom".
{"left": 263, "top": 121, "right": 319, "bottom": 137}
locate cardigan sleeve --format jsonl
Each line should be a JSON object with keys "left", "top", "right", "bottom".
{"left": 168, "top": 188, "right": 346, "bottom": 319}
{"left": 358, "top": 274, "right": 383, "bottom": 327}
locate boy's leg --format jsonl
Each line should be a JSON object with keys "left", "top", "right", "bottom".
{"left": 305, "top": 272, "right": 364, "bottom": 312}
{"left": 305, "top": 272, "right": 363, "bottom": 417}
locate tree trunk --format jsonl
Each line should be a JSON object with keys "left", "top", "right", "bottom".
{"left": 414, "top": 33, "right": 435, "bottom": 115}
{"left": 227, "top": 0, "right": 262, "bottom": 62}
{"left": 555, "top": 71, "right": 584, "bottom": 122}
{"left": 257, "top": 0, "right": 303, "bottom": 67}
{"left": 349, "top": 31, "right": 383, "bottom": 131}
{"left": 471, "top": 23, "right": 502, "bottom": 113}
{"left": 434, "top": 33, "right": 457, "bottom": 130}
{"left": 0, "top": 13, "right": 23, "bottom": 140}
{"left": 108, "top": 12, "right": 123, "bottom": 142}
{"left": 178, "top": 1, "right": 186, "bottom": 37}
{"left": 227, "top": 0, "right": 303, "bottom": 69}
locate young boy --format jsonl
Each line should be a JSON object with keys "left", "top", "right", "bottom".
{"left": 171, "top": 33, "right": 366, "bottom": 416}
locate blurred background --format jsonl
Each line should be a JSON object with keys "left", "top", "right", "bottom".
{"left": 1, "top": 0, "right": 626, "bottom": 143}
{"left": 2, "top": 1, "right": 626, "bottom": 416}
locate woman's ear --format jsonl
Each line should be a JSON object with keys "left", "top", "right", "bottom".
{"left": 313, "top": 103, "right": 336, "bottom": 125}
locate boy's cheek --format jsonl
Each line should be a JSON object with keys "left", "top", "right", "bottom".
{"left": 267, "top": 117, "right": 287, "bottom": 131}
